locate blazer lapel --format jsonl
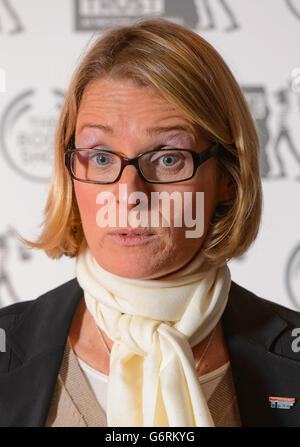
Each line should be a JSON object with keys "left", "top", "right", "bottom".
{"left": 0, "top": 278, "right": 82, "bottom": 427}
{"left": 222, "top": 282, "right": 300, "bottom": 426}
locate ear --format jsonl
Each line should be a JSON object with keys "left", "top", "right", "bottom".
{"left": 217, "top": 171, "right": 236, "bottom": 202}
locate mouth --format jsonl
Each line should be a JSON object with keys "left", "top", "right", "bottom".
{"left": 107, "top": 228, "right": 158, "bottom": 246}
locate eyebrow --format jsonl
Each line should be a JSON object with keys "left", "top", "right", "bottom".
{"left": 79, "top": 123, "right": 197, "bottom": 140}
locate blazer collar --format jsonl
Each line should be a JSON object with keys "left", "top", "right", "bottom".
{"left": 1, "top": 279, "right": 82, "bottom": 427}
{"left": 222, "top": 281, "right": 288, "bottom": 351}
{"left": 6, "top": 278, "right": 82, "bottom": 364}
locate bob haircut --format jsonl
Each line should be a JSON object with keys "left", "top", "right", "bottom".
{"left": 19, "top": 18, "right": 262, "bottom": 271}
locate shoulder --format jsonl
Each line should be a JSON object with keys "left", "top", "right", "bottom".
{"left": 0, "top": 277, "right": 82, "bottom": 374}
{"left": 225, "top": 280, "right": 300, "bottom": 360}
{"left": 228, "top": 280, "right": 300, "bottom": 327}
{"left": 0, "top": 277, "right": 82, "bottom": 335}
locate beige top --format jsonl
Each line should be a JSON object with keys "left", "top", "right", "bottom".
{"left": 45, "top": 338, "right": 242, "bottom": 427}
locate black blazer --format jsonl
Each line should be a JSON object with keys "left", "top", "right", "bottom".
{"left": 0, "top": 278, "right": 300, "bottom": 427}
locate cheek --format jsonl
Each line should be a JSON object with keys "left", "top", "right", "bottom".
{"left": 175, "top": 168, "right": 219, "bottom": 227}
{"left": 74, "top": 182, "right": 99, "bottom": 230}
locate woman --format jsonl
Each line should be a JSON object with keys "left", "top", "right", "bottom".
{"left": 1, "top": 18, "right": 300, "bottom": 428}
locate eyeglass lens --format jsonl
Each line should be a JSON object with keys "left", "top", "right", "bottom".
{"left": 71, "top": 149, "right": 194, "bottom": 182}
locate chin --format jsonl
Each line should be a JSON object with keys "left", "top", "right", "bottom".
{"left": 106, "top": 265, "right": 156, "bottom": 279}
{"left": 92, "top": 235, "right": 175, "bottom": 279}
{"left": 95, "top": 253, "right": 166, "bottom": 280}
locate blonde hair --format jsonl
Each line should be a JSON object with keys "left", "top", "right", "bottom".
{"left": 18, "top": 18, "right": 262, "bottom": 270}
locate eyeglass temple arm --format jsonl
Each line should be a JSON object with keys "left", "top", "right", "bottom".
{"left": 196, "top": 142, "right": 220, "bottom": 165}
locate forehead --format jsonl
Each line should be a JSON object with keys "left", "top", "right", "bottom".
{"left": 76, "top": 78, "right": 198, "bottom": 137}
{"left": 78, "top": 78, "right": 174, "bottom": 110}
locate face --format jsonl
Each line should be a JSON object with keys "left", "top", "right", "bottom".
{"left": 74, "top": 78, "right": 231, "bottom": 279}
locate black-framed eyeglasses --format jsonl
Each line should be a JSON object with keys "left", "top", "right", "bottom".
{"left": 64, "top": 141, "right": 221, "bottom": 184}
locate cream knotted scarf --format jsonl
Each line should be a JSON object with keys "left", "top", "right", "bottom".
{"left": 75, "top": 240, "right": 231, "bottom": 427}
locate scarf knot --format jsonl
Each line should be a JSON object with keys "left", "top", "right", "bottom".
{"left": 116, "top": 314, "right": 162, "bottom": 356}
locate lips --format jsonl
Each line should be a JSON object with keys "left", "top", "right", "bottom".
{"left": 107, "top": 228, "right": 158, "bottom": 246}
{"left": 108, "top": 228, "right": 156, "bottom": 236}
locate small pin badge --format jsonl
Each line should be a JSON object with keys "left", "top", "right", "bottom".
{"left": 269, "top": 396, "right": 296, "bottom": 409}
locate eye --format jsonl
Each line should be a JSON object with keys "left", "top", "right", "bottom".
{"left": 91, "top": 152, "right": 113, "bottom": 166}
{"left": 160, "top": 154, "right": 178, "bottom": 167}
{"left": 149, "top": 150, "right": 185, "bottom": 168}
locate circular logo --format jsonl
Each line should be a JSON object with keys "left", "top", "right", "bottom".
{"left": 286, "top": 0, "right": 300, "bottom": 20}
{"left": 285, "top": 243, "right": 300, "bottom": 310}
{"left": 0, "top": 88, "right": 64, "bottom": 182}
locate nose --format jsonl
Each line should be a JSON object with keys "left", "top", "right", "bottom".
{"left": 114, "top": 164, "right": 151, "bottom": 211}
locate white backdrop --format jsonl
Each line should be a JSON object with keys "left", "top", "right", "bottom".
{"left": 0, "top": 0, "right": 299, "bottom": 311}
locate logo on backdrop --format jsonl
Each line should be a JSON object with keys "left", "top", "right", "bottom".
{"left": 0, "top": 88, "right": 64, "bottom": 182}
{"left": 73, "top": 0, "right": 239, "bottom": 32}
{"left": 285, "top": 243, "right": 300, "bottom": 310}
{"left": 0, "top": 227, "right": 32, "bottom": 308}
{"left": 285, "top": 0, "right": 300, "bottom": 20}
{"left": 242, "top": 86, "right": 271, "bottom": 179}
{"left": 0, "top": 0, "right": 24, "bottom": 34}
{"left": 242, "top": 83, "right": 300, "bottom": 180}
{"left": 196, "top": 0, "right": 239, "bottom": 32}
{"left": 74, "top": 0, "right": 199, "bottom": 30}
